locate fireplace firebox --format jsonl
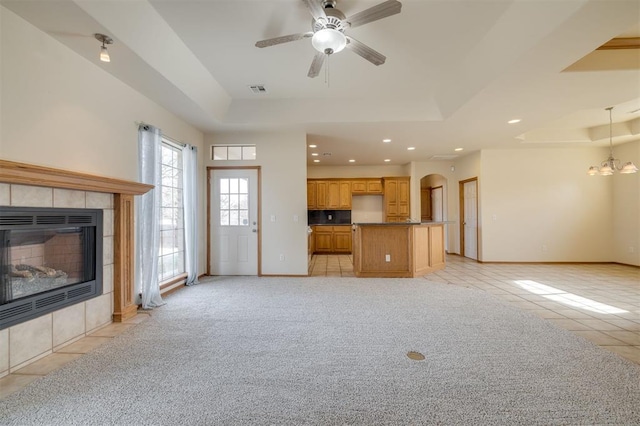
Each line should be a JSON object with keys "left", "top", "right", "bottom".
{"left": 0, "top": 207, "right": 103, "bottom": 329}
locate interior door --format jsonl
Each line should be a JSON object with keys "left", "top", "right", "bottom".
{"left": 431, "top": 186, "right": 443, "bottom": 222}
{"left": 210, "top": 168, "right": 259, "bottom": 275}
{"left": 460, "top": 179, "right": 478, "bottom": 260}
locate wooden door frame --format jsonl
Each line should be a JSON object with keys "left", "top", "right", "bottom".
{"left": 207, "top": 166, "right": 262, "bottom": 276}
{"left": 459, "top": 177, "right": 478, "bottom": 260}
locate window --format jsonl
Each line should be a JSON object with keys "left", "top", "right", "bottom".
{"left": 211, "top": 145, "right": 256, "bottom": 161}
{"left": 159, "top": 141, "right": 185, "bottom": 282}
{"left": 219, "top": 178, "right": 249, "bottom": 226}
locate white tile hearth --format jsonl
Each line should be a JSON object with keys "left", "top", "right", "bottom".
{"left": 10, "top": 185, "right": 52, "bottom": 207}
{"left": 52, "top": 303, "right": 86, "bottom": 348}
{"left": 103, "top": 208, "right": 114, "bottom": 237}
{"left": 86, "top": 192, "right": 113, "bottom": 209}
{"left": 53, "top": 188, "right": 86, "bottom": 208}
{"left": 85, "top": 293, "right": 112, "bottom": 333}
{"left": 9, "top": 314, "right": 52, "bottom": 369}
{"left": 102, "top": 263, "right": 114, "bottom": 295}
{"left": 0, "top": 329, "right": 8, "bottom": 376}
{"left": 0, "top": 183, "right": 9, "bottom": 205}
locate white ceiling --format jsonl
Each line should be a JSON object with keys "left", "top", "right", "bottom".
{"left": 3, "top": 0, "right": 640, "bottom": 166}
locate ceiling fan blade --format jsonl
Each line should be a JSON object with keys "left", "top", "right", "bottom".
{"left": 255, "top": 32, "right": 313, "bottom": 48}
{"left": 301, "top": 0, "right": 327, "bottom": 22}
{"left": 308, "top": 52, "right": 326, "bottom": 78}
{"left": 344, "top": 0, "right": 402, "bottom": 29}
{"left": 346, "top": 36, "right": 386, "bottom": 66}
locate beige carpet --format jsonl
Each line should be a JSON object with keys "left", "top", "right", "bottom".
{"left": 1, "top": 276, "right": 639, "bottom": 425}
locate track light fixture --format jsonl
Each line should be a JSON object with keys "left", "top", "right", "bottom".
{"left": 94, "top": 33, "right": 113, "bottom": 63}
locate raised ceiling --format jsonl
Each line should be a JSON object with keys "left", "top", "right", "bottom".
{"left": 2, "top": 0, "right": 639, "bottom": 166}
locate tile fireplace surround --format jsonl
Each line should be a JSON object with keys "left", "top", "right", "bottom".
{"left": 0, "top": 160, "right": 152, "bottom": 377}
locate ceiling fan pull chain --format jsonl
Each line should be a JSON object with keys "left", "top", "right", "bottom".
{"left": 325, "top": 54, "right": 330, "bottom": 87}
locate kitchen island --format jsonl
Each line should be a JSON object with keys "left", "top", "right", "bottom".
{"left": 352, "top": 222, "right": 446, "bottom": 278}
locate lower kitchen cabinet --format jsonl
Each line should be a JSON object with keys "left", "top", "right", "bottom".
{"left": 312, "top": 225, "right": 352, "bottom": 253}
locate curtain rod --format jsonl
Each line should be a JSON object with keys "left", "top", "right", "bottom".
{"left": 135, "top": 121, "right": 186, "bottom": 147}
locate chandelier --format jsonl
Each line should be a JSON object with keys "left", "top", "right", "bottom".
{"left": 587, "top": 107, "right": 638, "bottom": 175}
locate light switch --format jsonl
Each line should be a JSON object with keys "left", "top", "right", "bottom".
{"left": 293, "top": 214, "right": 298, "bottom": 222}
{"left": 270, "top": 215, "right": 276, "bottom": 222}
{"left": 385, "top": 254, "right": 391, "bottom": 262}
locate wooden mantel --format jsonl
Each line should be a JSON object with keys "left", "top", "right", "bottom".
{"left": 0, "top": 159, "right": 154, "bottom": 322}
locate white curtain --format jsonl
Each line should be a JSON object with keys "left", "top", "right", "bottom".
{"left": 182, "top": 144, "right": 199, "bottom": 286}
{"left": 137, "top": 124, "right": 165, "bottom": 309}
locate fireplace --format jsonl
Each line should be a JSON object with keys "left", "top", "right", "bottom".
{"left": 0, "top": 206, "right": 103, "bottom": 329}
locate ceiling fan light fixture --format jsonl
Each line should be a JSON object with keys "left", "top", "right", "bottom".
{"left": 312, "top": 28, "right": 346, "bottom": 54}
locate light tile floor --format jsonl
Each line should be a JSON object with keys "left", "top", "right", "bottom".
{"left": 309, "top": 254, "right": 640, "bottom": 365}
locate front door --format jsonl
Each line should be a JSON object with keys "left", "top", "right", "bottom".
{"left": 460, "top": 178, "right": 478, "bottom": 260}
{"left": 209, "top": 168, "right": 259, "bottom": 275}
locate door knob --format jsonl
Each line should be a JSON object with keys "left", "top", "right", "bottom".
{"left": 252, "top": 229, "right": 257, "bottom": 233}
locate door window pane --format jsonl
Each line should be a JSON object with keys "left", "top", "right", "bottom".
{"left": 219, "top": 177, "right": 249, "bottom": 227}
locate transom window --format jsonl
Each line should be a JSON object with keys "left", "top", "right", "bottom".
{"left": 159, "top": 141, "right": 185, "bottom": 282}
{"left": 219, "top": 178, "right": 249, "bottom": 227}
{"left": 211, "top": 145, "right": 256, "bottom": 161}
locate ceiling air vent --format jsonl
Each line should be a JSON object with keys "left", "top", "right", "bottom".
{"left": 248, "top": 85, "right": 267, "bottom": 94}
{"left": 429, "top": 154, "right": 459, "bottom": 161}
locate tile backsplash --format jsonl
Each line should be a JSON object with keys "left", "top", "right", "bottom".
{"left": 308, "top": 210, "right": 352, "bottom": 225}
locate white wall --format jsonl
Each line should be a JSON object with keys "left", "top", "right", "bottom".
{"left": 204, "top": 131, "right": 308, "bottom": 275}
{"left": 1, "top": 8, "right": 207, "bottom": 275}
{"left": 612, "top": 140, "right": 640, "bottom": 266}
{"left": 479, "top": 148, "right": 614, "bottom": 262}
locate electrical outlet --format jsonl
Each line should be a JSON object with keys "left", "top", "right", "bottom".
{"left": 293, "top": 214, "right": 298, "bottom": 222}
{"left": 279, "top": 254, "right": 285, "bottom": 261}
{"left": 385, "top": 254, "right": 391, "bottom": 262}
{"left": 542, "top": 245, "right": 548, "bottom": 252}
{"left": 629, "top": 246, "right": 636, "bottom": 254}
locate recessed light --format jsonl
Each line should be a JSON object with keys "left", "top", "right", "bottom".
{"left": 311, "top": 153, "right": 319, "bottom": 156}
{"left": 407, "top": 147, "right": 416, "bottom": 151}
{"left": 382, "top": 139, "right": 392, "bottom": 143}
{"left": 454, "top": 148, "right": 464, "bottom": 152}
{"left": 309, "top": 144, "right": 317, "bottom": 148}
{"left": 313, "top": 159, "right": 320, "bottom": 163}
{"left": 384, "top": 159, "right": 391, "bottom": 162}
{"left": 349, "top": 159, "right": 356, "bottom": 163}
{"left": 508, "top": 119, "right": 521, "bottom": 124}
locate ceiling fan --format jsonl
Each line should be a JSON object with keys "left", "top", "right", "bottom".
{"left": 255, "top": 0, "right": 402, "bottom": 78}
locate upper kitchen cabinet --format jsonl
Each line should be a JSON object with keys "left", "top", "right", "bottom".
{"left": 351, "top": 178, "right": 383, "bottom": 195}
{"left": 307, "top": 179, "right": 352, "bottom": 210}
{"left": 383, "top": 177, "right": 410, "bottom": 222}
{"left": 307, "top": 180, "right": 317, "bottom": 210}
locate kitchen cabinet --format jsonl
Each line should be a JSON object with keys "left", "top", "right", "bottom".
{"left": 333, "top": 226, "right": 352, "bottom": 252}
{"left": 316, "top": 181, "right": 328, "bottom": 209}
{"left": 339, "top": 181, "right": 351, "bottom": 209}
{"left": 307, "top": 179, "right": 352, "bottom": 210}
{"left": 383, "top": 177, "right": 410, "bottom": 222}
{"left": 351, "top": 179, "right": 383, "bottom": 194}
{"left": 352, "top": 223, "right": 445, "bottom": 277}
{"left": 307, "top": 181, "right": 317, "bottom": 210}
{"left": 312, "top": 225, "right": 352, "bottom": 253}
